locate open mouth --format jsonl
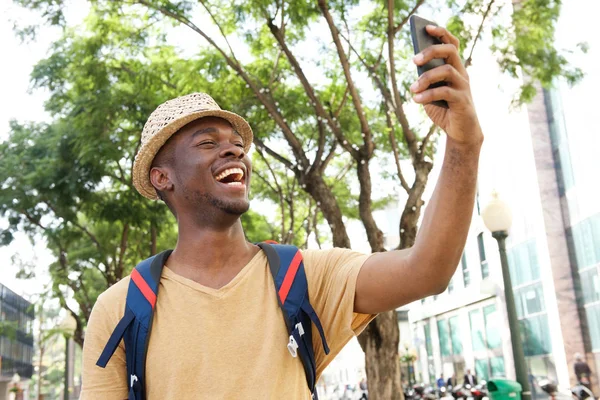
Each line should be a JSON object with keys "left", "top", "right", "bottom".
{"left": 214, "top": 167, "right": 246, "bottom": 188}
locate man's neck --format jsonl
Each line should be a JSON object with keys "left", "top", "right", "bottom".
{"left": 167, "top": 218, "right": 260, "bottom": 288}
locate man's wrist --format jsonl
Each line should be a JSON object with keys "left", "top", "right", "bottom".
{"left": 446, "top": 129, "right": 484, "bottom": 153}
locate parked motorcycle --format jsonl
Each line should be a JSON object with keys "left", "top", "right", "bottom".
{"left": 471, "top": 381, "right": 489, "bottom": 400}
{"left": 538, "top": 378, "right": 593, "bottom": 400}
{"left": 450, "top": 384, "right": 472, "bottom": 400}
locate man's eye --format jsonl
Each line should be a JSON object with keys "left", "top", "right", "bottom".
{"left": 235, "top": 143, "right": 244, "bottom": 148}
{"left": 198, "top": 141, "right": 215, "bottom": 147}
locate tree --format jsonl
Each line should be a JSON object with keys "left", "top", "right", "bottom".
{"left": 29, "top": 291, "right": 64, "bottom": 400}
{"left": 7, "top": 0, "right": 581, "bottom": 397}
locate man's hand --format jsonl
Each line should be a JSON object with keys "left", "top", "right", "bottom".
{"left": 410, "top": 25, "right": 483, "bottom": 146}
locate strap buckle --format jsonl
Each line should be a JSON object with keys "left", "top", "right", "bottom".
{"left": 287, "top": 322, "right": 305, "bottom": 357}
{"left": 130, "top": 374, "right": 138, "bottom": 388}
{"left": 287, "top": 336, "right": 298, "bottom": 357}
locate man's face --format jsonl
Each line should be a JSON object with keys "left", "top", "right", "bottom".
{"left": 162, "top": 116, "right": 252, "bottom": 217}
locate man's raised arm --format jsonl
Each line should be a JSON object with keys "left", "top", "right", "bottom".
{"left": 354, "top": 25, "right": 484, "bottom": 314}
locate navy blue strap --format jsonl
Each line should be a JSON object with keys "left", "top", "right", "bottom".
{"left": 302, "top": 301, "right": 330, "bottom": 355}
{"left": 258, "top": 243, "right": 292, "bottom": 332}
{"left": 96, "top": 308, "right": 135, "bottom": 368}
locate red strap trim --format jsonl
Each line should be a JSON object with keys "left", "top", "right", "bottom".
{"left": 131, "top": 269, "right": 157, "bottom": 309}
{"left": 278, "top": 250, "right": 303, "bottom": 304}
{"left": 264, "top": 240, "right": 278, "bottom": 244}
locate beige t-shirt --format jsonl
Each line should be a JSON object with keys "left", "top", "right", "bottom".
{"left": 81, "top": 247, "right": 375, "bottom": 399}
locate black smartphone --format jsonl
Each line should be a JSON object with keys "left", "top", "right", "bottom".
{"left": 409, "top": 15, "right": 448, "bottom": 109}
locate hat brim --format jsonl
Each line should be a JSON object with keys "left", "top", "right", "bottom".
{"left": 132, "top": 109, "right": 253, "bottom": 200}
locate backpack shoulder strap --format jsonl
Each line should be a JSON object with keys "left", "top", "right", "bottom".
{"left": 257, "top": 242, "right": 330, "bottom": 399}
{"left": 96, "top": 250, "right": 172, "bottom": 400}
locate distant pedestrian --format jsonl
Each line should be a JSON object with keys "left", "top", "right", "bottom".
{"left": 464, "top": 369, "right": 477, "bottom": 386}
{"left": 437, "top": 374, "right": 446, "bottom": 388}
{"left": 359, "top": 378, "right": 368, "bottom": 399}
{"left": 574, "top": 353, "right": 592, "bottom": 388}
{"left": 447, "top": 374, "right": 457, "bottom": 388}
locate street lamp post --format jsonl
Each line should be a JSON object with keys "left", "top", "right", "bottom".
{"left": 59, "top": 315, "right": 77, "bottom": 400}
{"left": 482, "top": 191, "right": 531, "bottom": 400}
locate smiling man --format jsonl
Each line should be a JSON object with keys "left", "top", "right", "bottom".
{"left": 81, "top": 26, "right": 483, "bottom": 400}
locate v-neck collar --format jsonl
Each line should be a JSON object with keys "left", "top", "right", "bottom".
{"left": 161, "top": 250, "right": 265, "bottom": 297}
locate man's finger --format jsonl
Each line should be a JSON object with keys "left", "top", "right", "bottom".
{"left": 413, "top": 43, "right": 467, "bottom": 78}
{"left": 425, "top": 24, "right": 460, "bottom": 49}
{"left": 413, "top": 85, "right": 467, "bottom": 106}
{"left": 410, "top": 64, "right": 468, "bottom": 94}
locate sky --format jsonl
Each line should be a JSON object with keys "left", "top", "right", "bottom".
{"left": 0, "top": 0, "right": 597, "bottom": 302}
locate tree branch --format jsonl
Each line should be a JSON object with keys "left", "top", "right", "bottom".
{"left": 268, "top": 50, "right": 282, "bottom": 88}
{"left": 420, "top": 123, "right": 438, "bottom": 160}
{"left": 318, "top": 0, "right": 374, "bottom": 155}
{"left": 198, "top": 1, "right": 240, "bottom": 64}
{"left": 340, "top": 31, "right": 419, "bottom": 158}
{"left": 385, "top": 105, "right": 410, "bottom": 193}
{"left": 334, "top": 85, "right": 350, "bottom": 118}
{"left": 254, "top": 137, "right": 293, "bottom": 169}
{"left": 265, "top": 17, "right": 357, "bottom": 158}
{"left": 312, "top": 208, "right": 322, "bottom": 249}
{"left": 320, "top": 141, "right": 338, "bottom": 173}
{"left": 394, "top": 0, "right": 426, "bottom": 34}
{"left": 116, "top": 223, "right": 129, "bottom": 279}
{"left": 116, "top": 62, "right": 177, "bottom": 90}
{"left": 135, "top": 0, "right": 309, "bottom": 166}
{"left": 387, "top": 0, "right": 418, "bottom": 157}
{"left": 254, "top": 170, "right": 278, "bottom": 196}
{"left": 314, "top": 121, "right": 327, "bottom": 171}
{"left": 465, "top": 0, "right": 496, "bottom": 68}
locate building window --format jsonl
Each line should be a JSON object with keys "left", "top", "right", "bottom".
{"left": 572, "top": 213, "right": 600, "bottom": 270}
{"left": 449, "top": 316, "right": 462, "bottom": 355}
{"left": 448, "top": 278, "right": 454, "bottom": 294}
{"left": 461, "top": 253, "right": 470, "bottom": 287}
{"left": 475, "top": 357, "right": 506, "bottom": 381}
{"left": 469, "top": 309, "right": 485, "bottom": 352}
{"left": 484, "top": 305, "right": 502, "bottom": 349}
{"left": 478, "top": 233, "right": 489, "bottom": 279}
{"left": 437, "top": 320, "right": 451, "bottom": 356}
{"left": 475, "top": 359, "right": 490, "bottom": 381}
{"left": 520, "top": 314, "right": 552, "bottom": 356}
{"left": 580, "top": 268, "right": 600, "bottom": 304}
{"left": 585, "top": 304, "right": 600, "bottom": 351}
{"left": 424, "top": 323, "right": 433, "bottom": 356}
{"left": 507, "top": 240, "right": 540, "bottom": 286}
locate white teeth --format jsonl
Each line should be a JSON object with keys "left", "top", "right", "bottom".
{"left": 226, "top": 181, "right": 243, "bottom": 186}
{"left": 215, "top": 167, "right": 244, "bottom": 182}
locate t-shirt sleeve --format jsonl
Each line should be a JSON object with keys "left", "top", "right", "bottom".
{"left": 303, "top": 248, "right": 376, "bottom": 376}
{"left": 80, "top": 288, "right": 129, "bottom": 399}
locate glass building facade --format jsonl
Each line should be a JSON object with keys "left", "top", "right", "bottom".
{"left": 0, "top": 283, "right": 34, "bottom": 379}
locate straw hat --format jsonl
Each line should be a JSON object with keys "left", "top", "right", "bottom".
{"left": 132, "top": 93, "right": 254, "bottom": 200}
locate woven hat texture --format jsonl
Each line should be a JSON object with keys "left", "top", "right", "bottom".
{"left": 132, "top": 93, "right": 253, "bottom": 199}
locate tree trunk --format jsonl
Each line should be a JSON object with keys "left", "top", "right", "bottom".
{"left": 361, "top": 311, "right": 402, "bottom": 399}
{"left": 302, "top": 171, "right": 351, "bottom": 248}
{"left": 36, "top": 317, "right": 44, "bottom": 400}
{"left": 360, "top": 160, "right": 432, "bottom": 399}
{"left": 399, "top": 162, "right": 432, "bottom": 249}
{"left": 37, "top": 346, "right": 44, "bottom": 399}
{"left": 357, "top": 160, "right": 386, "bottom": 253}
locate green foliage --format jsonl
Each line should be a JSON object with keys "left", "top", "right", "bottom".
{"left": 490, "top": 0, "right": 584, "bottom": 103}
{"left": 0, "top": 321, "right": 18, "bottom": 340}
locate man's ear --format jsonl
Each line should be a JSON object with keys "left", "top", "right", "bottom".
{"left": 149, "top": 166, "right": 174, "bottom": 193}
